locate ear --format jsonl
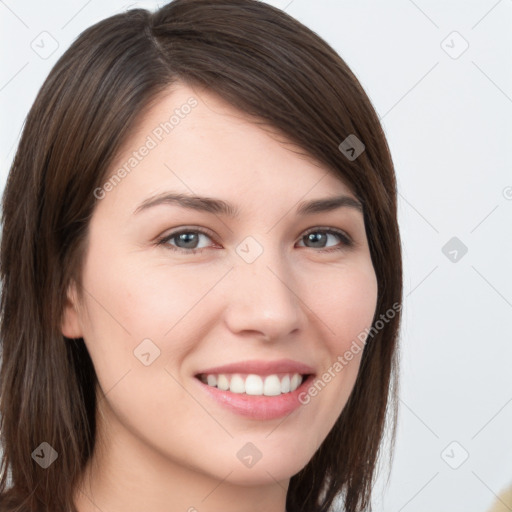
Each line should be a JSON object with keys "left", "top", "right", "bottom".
{"left": 61, "top": 281, "right": 84, "bottom": 339}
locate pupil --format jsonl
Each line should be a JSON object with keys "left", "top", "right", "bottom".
{"left": 179, "top": 233, "right": 198, "bottom": 248}
{"left": 307, "top": 232, "right": 326, "bottom": 247}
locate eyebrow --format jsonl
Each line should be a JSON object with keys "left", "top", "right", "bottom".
{"left": 133, "top": 192, "right": 363, "bottom": 217}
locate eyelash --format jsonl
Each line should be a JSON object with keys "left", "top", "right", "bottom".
{"left": 156, "top": 227, "right": 353, "bottom": 254}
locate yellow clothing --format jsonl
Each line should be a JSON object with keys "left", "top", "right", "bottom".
{"left": 487, "top": 483, "right": 512, "bottom": 512}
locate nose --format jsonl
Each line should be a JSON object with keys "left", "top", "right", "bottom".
{"left": 222, "top": 245, "right": 306, "bottom": 342}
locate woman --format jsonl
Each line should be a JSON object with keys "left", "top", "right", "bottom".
{"left": 0, "top": 1, "right": 402, "bottom": 511}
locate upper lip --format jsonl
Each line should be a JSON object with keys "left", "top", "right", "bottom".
{"left": 195, "top": 358, "right": 316, "bottom": 377}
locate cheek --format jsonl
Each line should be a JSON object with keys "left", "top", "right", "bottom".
{"left": 104, "top": 256, "right": 229, "bottom": 336}
{"left": 78, "top": 244, "right": 232, "bottom": 384}
{"left": 314, "top": 259, "right": 378, "bottom": 351}
{"left": 300, "top": 260, "right": 378, "bottom": 423}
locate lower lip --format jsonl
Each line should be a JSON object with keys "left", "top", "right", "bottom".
{"left": 194, "top": 374, "right": 315, "bottom": 420}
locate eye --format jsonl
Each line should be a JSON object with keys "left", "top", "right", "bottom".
{"left": 157, "top": 228, "right": 215, "bottom": 254}
{"left": 297, "top": 228, "right": 353, "bottom": 252}
{"left": 156, "top": 227, "right": 353, "bottom": 254}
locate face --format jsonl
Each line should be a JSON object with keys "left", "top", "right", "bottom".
{"left": 62, "top": 82, "right": 378, "bottom": 492}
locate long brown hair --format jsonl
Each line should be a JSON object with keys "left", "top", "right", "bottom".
{"left": 0, "top": 1, "right": 402, "bottom": 510}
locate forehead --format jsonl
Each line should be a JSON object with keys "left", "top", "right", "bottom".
{"left": 99, "top": 82, "right": 356, "bottom": 215}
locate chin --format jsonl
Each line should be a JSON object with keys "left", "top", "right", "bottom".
{"left": 203, "top": 446, "right": 313, "bottom": 486}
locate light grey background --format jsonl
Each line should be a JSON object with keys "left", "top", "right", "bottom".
{"left": 1, "top": 1, "right": 511, "bottom": 511}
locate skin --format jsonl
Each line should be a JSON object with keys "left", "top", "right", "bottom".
{"left": 61, "top": 82, "right": 378, "bottom": 512}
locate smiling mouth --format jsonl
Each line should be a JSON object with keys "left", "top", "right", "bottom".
{"left": 195, "top": 372, "right": 313, "bottom": 396}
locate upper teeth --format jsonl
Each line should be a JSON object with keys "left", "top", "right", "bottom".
{"left": 199, "top": 373, "right": 304, "bottom": 396}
